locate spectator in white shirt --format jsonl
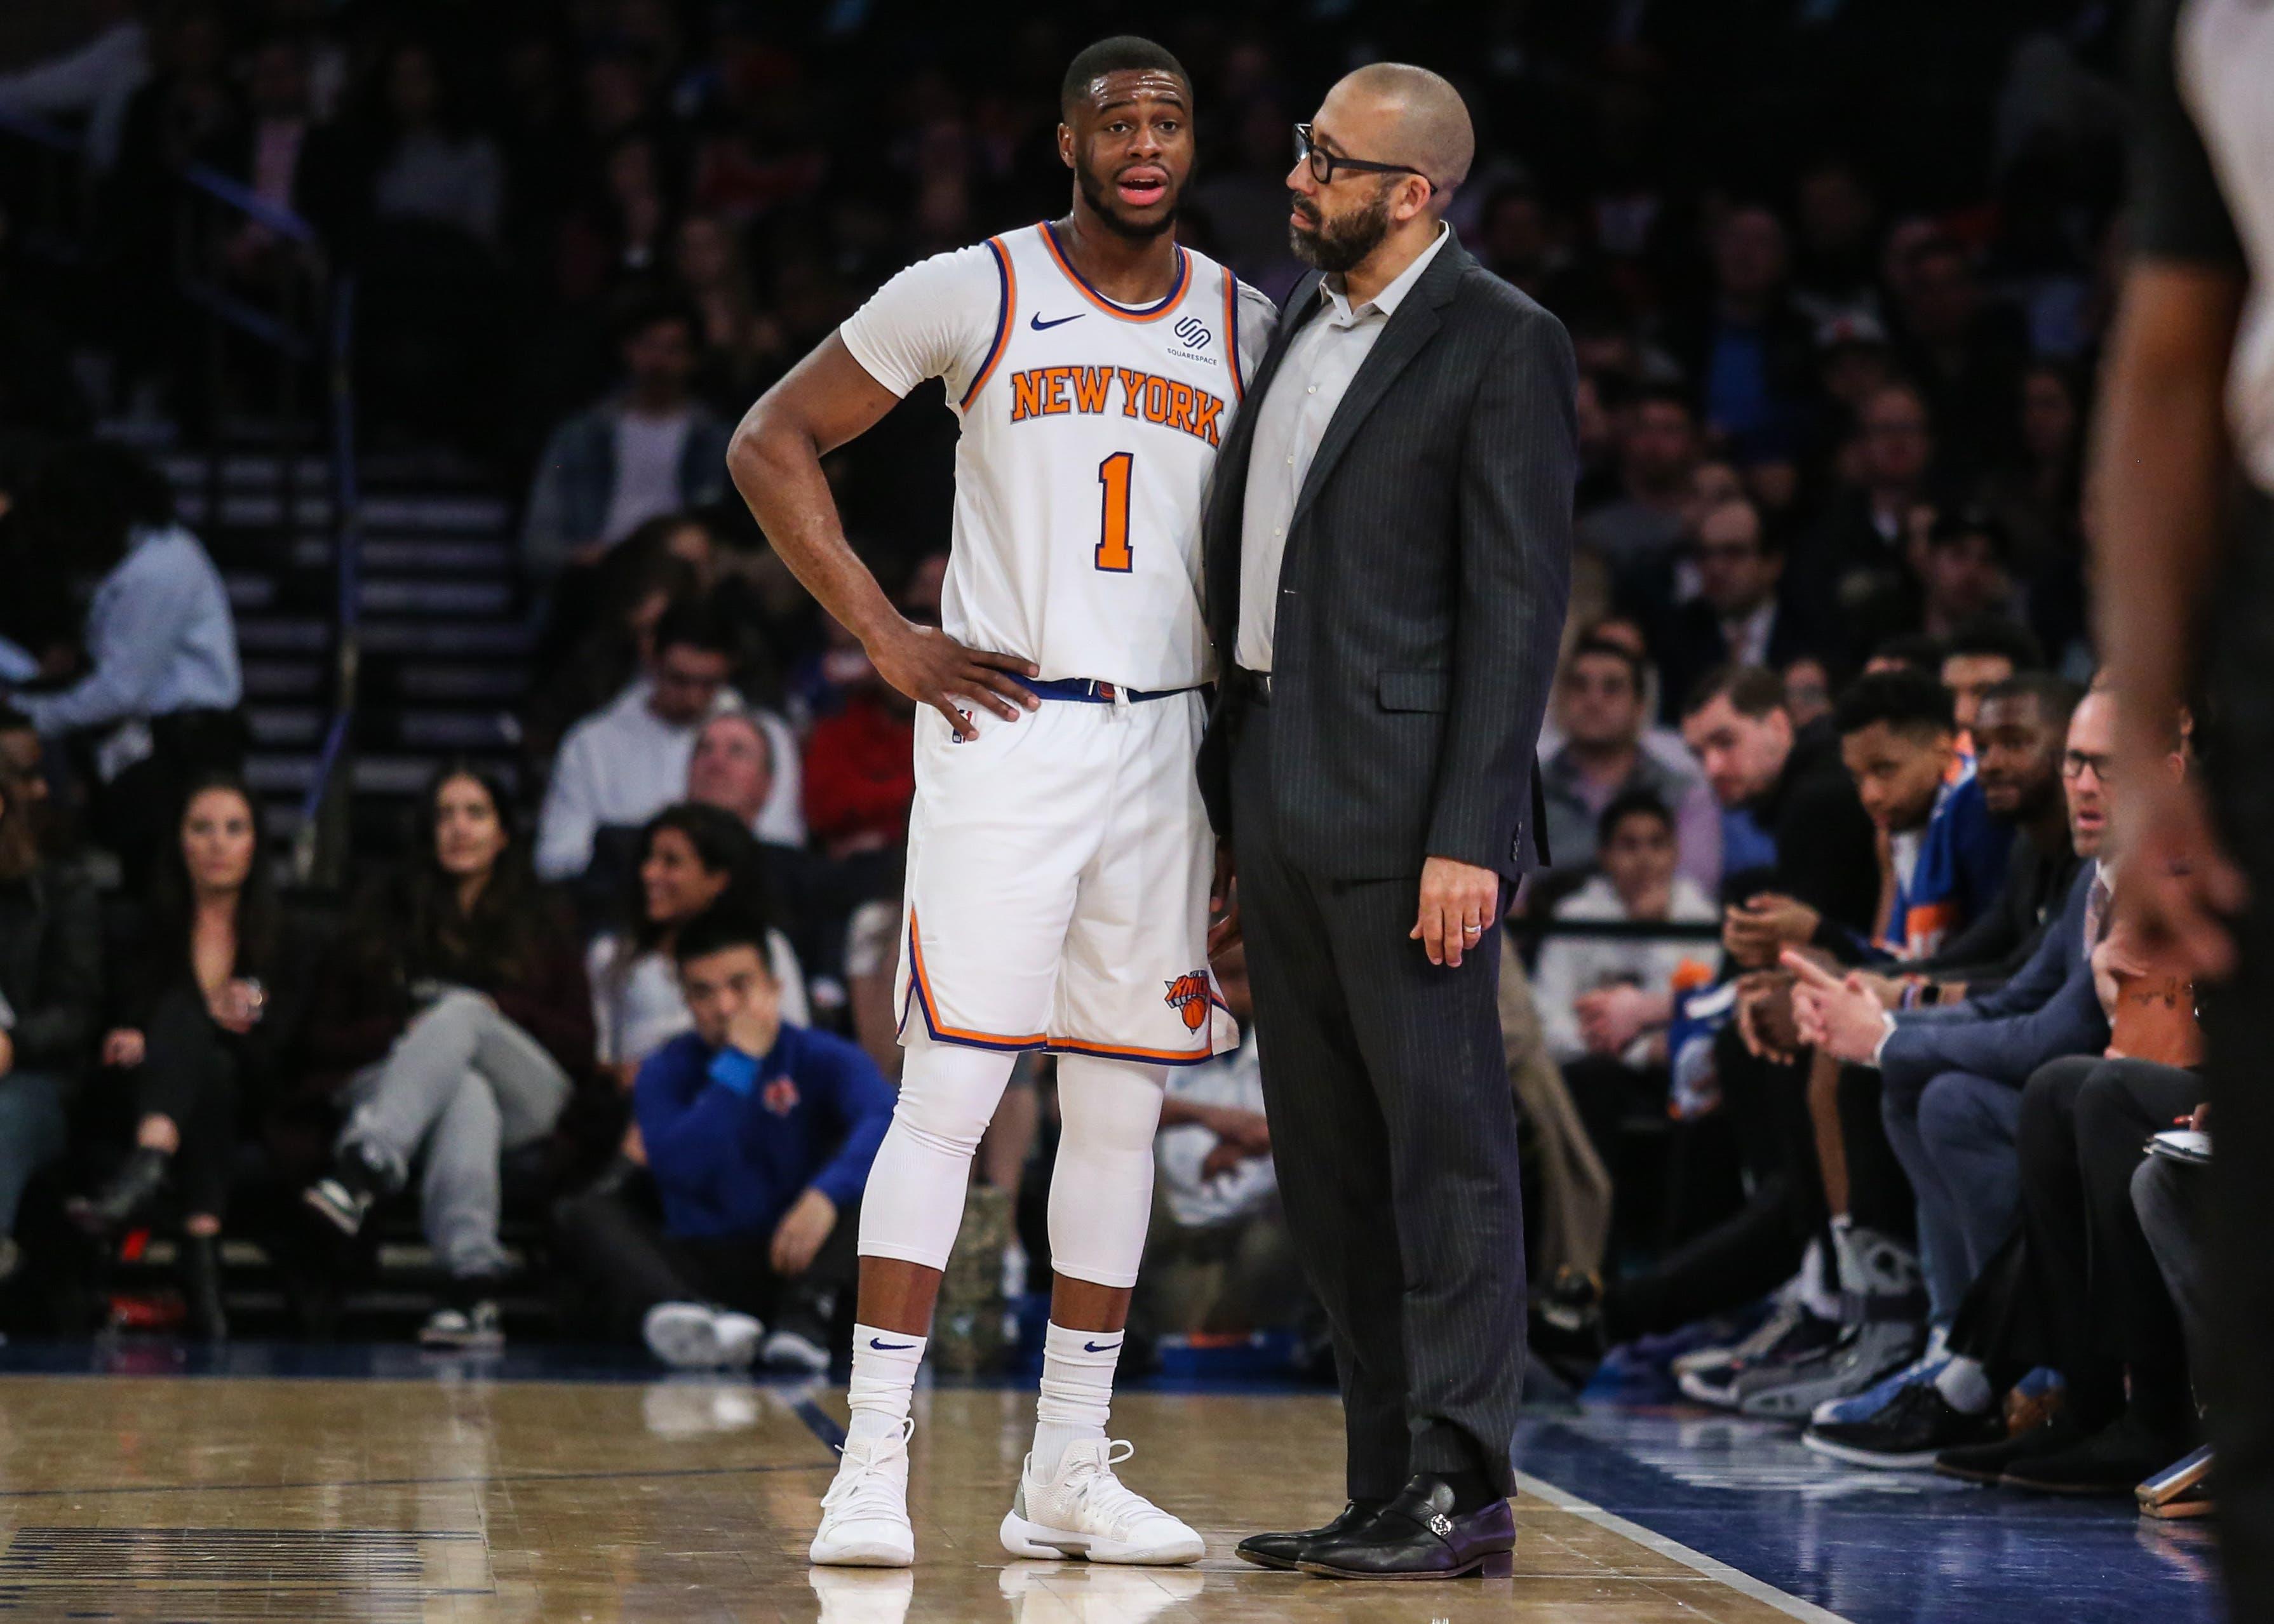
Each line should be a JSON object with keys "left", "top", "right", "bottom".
{"left": 535, "top": 598, "right": 739, "bottom": 882}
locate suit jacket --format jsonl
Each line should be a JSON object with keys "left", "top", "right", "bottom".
{"left": 1878, "top": 861, "right": 2108, "bottom": 1094}
{"left": 1197, "top": 238, "right": 1576, "bottom": 882}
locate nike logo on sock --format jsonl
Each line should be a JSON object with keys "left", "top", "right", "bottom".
{"left": 1030, "top": 312, "right": 1083, "bottom": 331}
{"left": 1082, "top": 1339, "right": 1122, "bottom": 1353}
{"left": 869, "top": 1338, "right": 917, "bottom": 1351}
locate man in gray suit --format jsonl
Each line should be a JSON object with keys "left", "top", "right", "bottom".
{"left": 1197, "top": 64, "right": 1575, "bottom": 1580}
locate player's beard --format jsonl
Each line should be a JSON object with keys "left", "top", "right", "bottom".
{"left": 1289, "top": 184, "right": 1394, "bottom": 273}
{"left": 1075, "top": 154, "right": 1179, "bottom": 240}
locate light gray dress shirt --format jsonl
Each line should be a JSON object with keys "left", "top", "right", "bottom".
{"left": 1236, "top": 224, "right": 1453, "bottom": 673}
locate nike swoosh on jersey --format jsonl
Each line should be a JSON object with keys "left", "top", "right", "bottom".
{"left": 1030, "top": 312, "right": 1084, "bottom": 331}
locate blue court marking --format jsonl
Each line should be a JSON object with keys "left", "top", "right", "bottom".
{"left": 1514, "top": 1406, "right": 2219, "bottom": 1624}
{"left": 791, "top": 1395, "right": 846, "bottom": 1451}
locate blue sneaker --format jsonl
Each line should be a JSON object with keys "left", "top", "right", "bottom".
{"left": 1809, "top": 1327, "right": 1949, "bottom": 1428}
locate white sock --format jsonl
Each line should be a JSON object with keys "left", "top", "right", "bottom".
{"left": 1797, "top": 1235, "right": 1843, "bottom": 1321}
{"left": 845, "top": 1323, "right": 926, "bottom": 1448}
{"left": 1934, "top": 1353, "right": 1993, "bottom": 1416}
{"left": 1032, "top": 1321, "right": 1118, "bottom": 1473}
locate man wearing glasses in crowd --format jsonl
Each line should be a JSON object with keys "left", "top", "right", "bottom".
{"left": 1198, "top": 65, "right": 1574, "bottom": 1580}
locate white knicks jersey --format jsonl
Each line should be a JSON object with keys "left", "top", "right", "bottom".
{"left": 841, "top": 223, "right": 1275, "bottom": 691}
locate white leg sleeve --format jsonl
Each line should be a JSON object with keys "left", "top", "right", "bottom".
{"left": 1046, "top": 1055, "right": 1169, "bottom": 1290}
{"left": 856, "top": 1042, "right": 1018, "bottom": 1272}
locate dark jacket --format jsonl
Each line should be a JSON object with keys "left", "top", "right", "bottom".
{"left": 1197, "top": 239, "right": 1576, "bottom": 881}
{"left": 634, "top": 1024, "right": 895, "bottom": 1240}
{"left": 0, "top": 861, "right": 101, "bottom": 1087}
{"left": 1725, "top": 719, "right": 1882, "bottom": 956}
{"left": 1880, "top": 861, "right": 2106, "bottom": 1093}
{"left": 520, "top": 401, "right": 733, "bottom": 577}
{"left": 1909, "top": 824, "right": 2080, "bottom": 994}
{"left": 107, "top": 900, "right": 323, "bottom": 1093}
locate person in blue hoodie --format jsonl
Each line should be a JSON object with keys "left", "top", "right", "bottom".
{"left": 553, "top": 906, "right": 894, "bottom": 1372}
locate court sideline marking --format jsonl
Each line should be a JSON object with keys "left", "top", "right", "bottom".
{"left": 1513, "top": 1469, "right": 1852, "bottom": 1624}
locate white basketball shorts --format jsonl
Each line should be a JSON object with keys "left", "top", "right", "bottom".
{"left": 895, "top": 685, "right": 1237, "bottom": 1066}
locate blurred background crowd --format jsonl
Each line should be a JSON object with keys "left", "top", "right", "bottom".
{"left": 0, "top": 0, "right": 2217, "bottom": 1511}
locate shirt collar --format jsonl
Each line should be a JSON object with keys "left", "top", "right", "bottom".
{"left": 1319, "top": 221, "right": 1451, "bottom": 324}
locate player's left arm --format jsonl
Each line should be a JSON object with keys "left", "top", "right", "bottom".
{"left": 1416, "top": 305, "right": 1576, "bottom": 965}
{"left": 728, "top": 336, "right": 1038, "bottom": 735}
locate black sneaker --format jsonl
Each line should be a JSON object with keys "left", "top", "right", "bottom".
{"left": 302, "top": 1143, "right": 390, "bottom": 1237}
{"left": 2001, "top": 1408, "right": 2200, "bottom": 1497}
{"left": 1804, "top": 1379, "right": 2000, "bottom": 1469}
{"left": 1935, "top": 1411, "right": 2090, "bottom": 1484}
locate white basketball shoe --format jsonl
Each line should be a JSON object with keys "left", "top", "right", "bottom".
{"left": 811, "top": 1419, "right": 917, "bottom": 1568}
{"left": 999, "top": 1439, "right": 1204, "bottom": 1565}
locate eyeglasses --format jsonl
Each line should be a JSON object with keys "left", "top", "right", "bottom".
{"left": 1294, "top": 123, "right": 1432, "bottom": 192}
{"left": 2061, "top": 750, "right": 2114, "bottom": 783}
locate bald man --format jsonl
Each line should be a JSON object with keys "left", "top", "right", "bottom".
{"left": 1197, "top": 64, "right": 1575, "bottom": 1580}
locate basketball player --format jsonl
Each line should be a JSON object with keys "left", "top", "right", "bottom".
{"left": 727, "top": 37, "right": 1272, "bottom": 1568}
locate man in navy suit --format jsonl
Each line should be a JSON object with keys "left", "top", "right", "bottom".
{"left": 1791, "top": 683, "right": 2118, "bottom": 1331}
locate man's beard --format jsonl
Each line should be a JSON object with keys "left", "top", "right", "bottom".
{"left": 1289, "top": 184, "right": 1394, "bottom": 272}
{"left": 1075, "top": 155, "right": 1178, "bottom": 240}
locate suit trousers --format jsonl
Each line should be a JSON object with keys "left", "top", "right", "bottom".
{"left": 1230, "top": 699, "right": 1526, "bottom": 1500}
{"left": 1881, "top": 1069, "right": 2022, "bottom": 1324}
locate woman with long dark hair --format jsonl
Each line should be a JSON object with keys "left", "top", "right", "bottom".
{"left": 71, "top": 774, "right": 311, "bottom": 1339}
{"left": 588, "top": 802, "right": 807, "bottom": 1087}
{"left": 299, "top": 763, "right": 592, "bottom": 1348}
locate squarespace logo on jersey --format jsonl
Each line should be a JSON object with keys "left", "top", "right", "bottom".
{"left": 1007, "top": 365, "right": 1226, "bottom": 446}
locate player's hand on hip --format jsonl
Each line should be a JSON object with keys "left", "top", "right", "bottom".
{"left": 869, "top": 617, "right": 1039, "bottom": 738}
{"left": 1413, "top": 856, "right": 1500, "bottom": 968}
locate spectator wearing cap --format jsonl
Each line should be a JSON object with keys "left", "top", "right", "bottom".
{"left": 522, "top": 297, "right": 734, "bottom": 580}
{"left": 536, "top": 596, "right": 744, "bottom": 883}
{"left": 1538, "top": 636, "right": 1721, "bottom": 896}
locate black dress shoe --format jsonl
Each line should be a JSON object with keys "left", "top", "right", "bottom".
{"left": 1297, "top": 1475, "right": 1514, "bottom": 1580}
{"left": 1934, "top": 1411, "right": 2089, "bottom": 1484}
{"left": 69, "top": 1148, "right": 172, "bottom": 1235}
{"left": 1235, "top": 1500, "right": 1383, "bottom": 1571}
{"left": 178, "top": 1232, "right": 229, "bottom": 1343}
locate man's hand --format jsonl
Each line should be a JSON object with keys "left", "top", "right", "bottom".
{"left": 1197, "top": 1107, "right": 1272, "bottom": 1181}
{"left": 1575, "top": 984, "right": 1665, "bottom": 1056}
{"left": 102, "top": 1028, "right": 145, "bottom": 1069}
{"left": 1724, "top": 894, "right": 1822, "bottom": 968}
{"left": 1733, "top": 970, "right": 1800, "bottom": 1063}
{"left": 1412, "top": 856, "right": 1500, "bottom": 967}
{"left": 1207, "top": 840, "right": 1240, "bottom": 955}
{"left": 770, "top": 1187, "right": 838, "bottom": 1277}
{"left": 2113, "top": 772, "right": 2245, "bottom": 981}
{"left": 867, "top": 618, "right": 1039, "bottom": 740}
{"left": 1782, "top": 950, "right": 1892, "bottom": 1065}
{"left": 724, "top": 1003, "right": 780, "bottom": 1061}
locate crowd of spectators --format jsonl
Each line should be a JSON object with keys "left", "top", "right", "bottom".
{"left": 0, "top": 3, "right": 2226, "bottom": 1501}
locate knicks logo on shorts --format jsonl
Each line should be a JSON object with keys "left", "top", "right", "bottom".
{"left": 1162, "top": 972, "right": 1210, "bottom": 1033}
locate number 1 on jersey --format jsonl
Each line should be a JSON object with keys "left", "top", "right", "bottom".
{"left": 1095, "top": 452, "right": 1133, "bottom": 573}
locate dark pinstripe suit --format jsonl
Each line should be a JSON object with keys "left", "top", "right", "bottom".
{"left": 1198, "top": 237, "right": 1575, "bottom": 1498}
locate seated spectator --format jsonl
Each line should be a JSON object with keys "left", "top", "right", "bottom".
{"left": 555, "top": 908, "right": 892, "bottom": 1372}
{"left": 803, "top": 646, "right": 915, "bottom": 865}
{"left": 70, "top": 775, "right": 315, "bottom": 1339}
{"left": 1941, "top": 618, "right": 2046, "bottom": 736}
{"left": 1834, "top": 669, "right": 2007, "bottom": 960}
{"left": 523, "top": 525, "right": 701, "bottom": 769}
{"left": 686, "top": 708, "right": 805, "bottom": 857}
{"left": 1536, "top": 791, "right": 1721, "bottom": 1159}
{"left": 1856, "top": 507, "right": 2022, "bottom": 652}
{"left": 0, "top": 728, "right": 98, "bottom": 1288}
{"left": 1130, "top": 943, "right": 1307, "bottom": 1337}
{"left": 1539, "top": 635, "right": 1720, "bottom": 895}
{"left": 301, "top": 765, "right": 594, "bottom": 1349}
{"left": 4, "top": 445, "right": 242, "bottom": 887}
{"left": 1650, "top": 498, "right": 1822, "bottom": 723}
{"left": 588, "top": 803, "right": 809, "bottom": 1089}
{"left": 1789, "top": 682, "right": 2123, "bottom": 1444}
{"left": 535, "top": 596, "right": 744, "bottom": 883}
{"left": 1793, "top": 381, "right": 1937, "bottom": 639}
{"left": 1577, "top": 385, "right": 1700, "bottom": 582}
{"left": 521, "top": 296, "right": 733, "bottom": 580}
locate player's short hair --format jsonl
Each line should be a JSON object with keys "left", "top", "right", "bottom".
{"left": 1834, "top": 668, "right": 1955, "bottom": 741}
{"left": 673, "top": 904, "right": 776, "bottom": 970}
{"left": 1060, "top": 36, "right": 1190, "bottom": 118}
{"left": 1944, "top": 615, "right": 2043, "bottom": 673}
{"left": 1977, "top": 671, "right": 2083, "bottom": 732}
{"left": 1681, "top": 663, "right": 1787, "bottom": 723}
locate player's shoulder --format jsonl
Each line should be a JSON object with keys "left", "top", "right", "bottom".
{"left": 1177, "top": 245, "right": 1278, "bottom": 321}
{"left": 887, "top": 236, "right": 1016, "bottom": 295}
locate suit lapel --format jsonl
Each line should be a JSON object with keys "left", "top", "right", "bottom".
{"left": 1288, "top": 239, "right": 1469, "bottom": 532}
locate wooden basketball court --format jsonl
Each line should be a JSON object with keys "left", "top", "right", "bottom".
{"left": 0, "top": 1369, "right": 1839, "bottom": 1621}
